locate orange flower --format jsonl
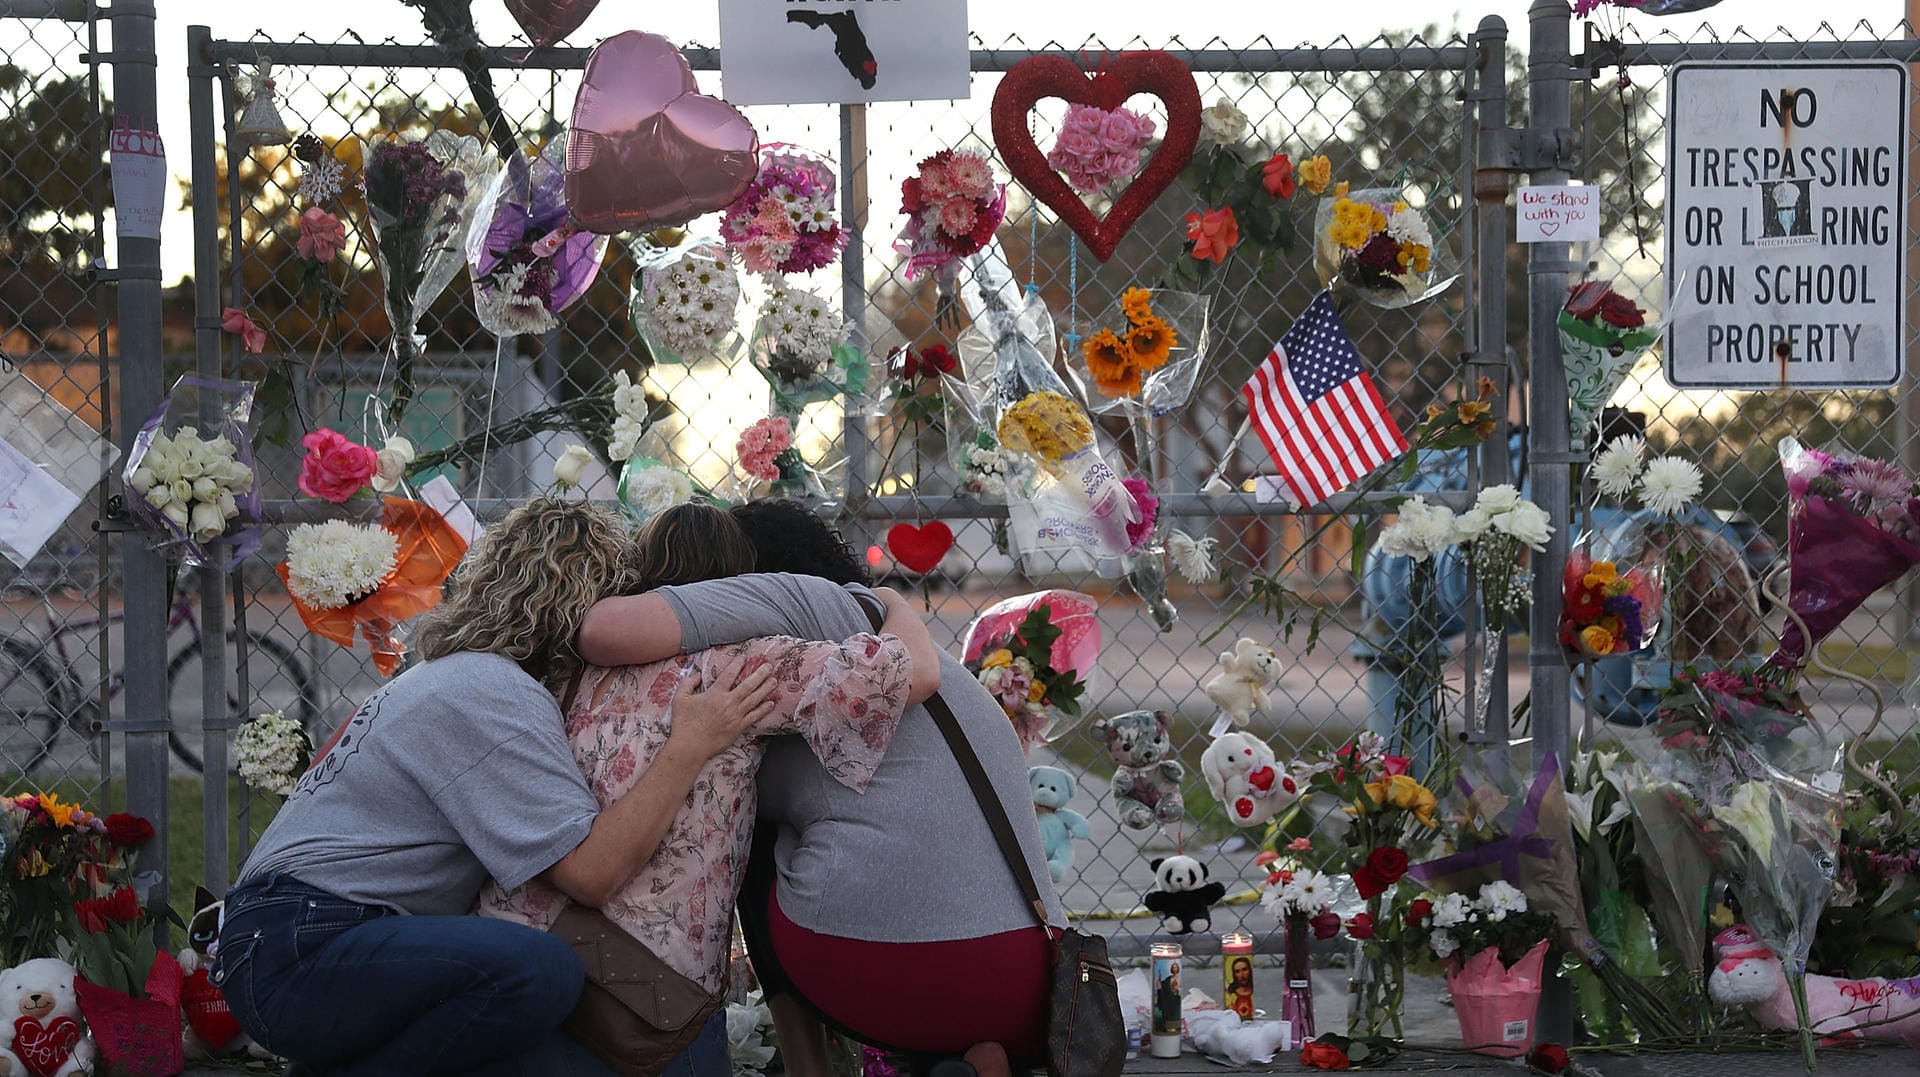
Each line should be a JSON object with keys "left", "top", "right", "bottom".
{"left": 1262, "top": 153, "right": 1295, "bottom": 199}
{"left": 1185, "top": 206, "right": 1239, "bottom": 264}
{"left": 1125, "top": 316, "right": 1177, "bottom": 372}
{"left": 1456, "top": 399, "right": 1490, "bottom": 423}
{"left": 1083, "top": 328, "right": 1132, "bottom": 386}
{"left": 1120, "top": 287, "right": 1154, "bottom": 324}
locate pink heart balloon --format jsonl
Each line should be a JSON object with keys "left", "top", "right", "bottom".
{"left": 566, "top": 31, "right": 760, "bottom": 236}
{"left": 504, "top": 0, "right": 600, "bottom": 50}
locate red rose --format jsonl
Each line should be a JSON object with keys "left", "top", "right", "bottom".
{"left": 1380, "top": 755, "right": 1411, "bottom": 777}
{"left": 1406, "top": 897, "right": 1434, "bottom": 927}
{"left": 1309, "top": 910, "right": 1342, "bottom": 940}
{"left": 1345, "top": 912, "right": 1375, "bottom": 940}
{"left": 1352, "top": 866, "right": 1386, "bottom": 900}
{"left": 1299, "top": 1040, "right": 1351, "bottom": 1070}
{"left": 1528, "top": 1043, "right": 1570, "bottom": 1073}
{"left": 1262, "top": 153, "right": 1296, "bottom": 199}
{"left": 1563, "top": 280, "right": 1611, "bottom": 320}
{"left": 104, "top": 812, "right": 154, "bottom": 848}
{"left": 919, "top": 345, "right": 957, "bottom": 376}
{"left": 887, "top": 347, "right": 919, "bottom": 380}
{"left": 1365, "top": 846, "right": 1410, "bottom": 887}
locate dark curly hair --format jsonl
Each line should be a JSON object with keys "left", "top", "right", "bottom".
{"left": 729, "top": 499, "right": 873, "bottom": 586}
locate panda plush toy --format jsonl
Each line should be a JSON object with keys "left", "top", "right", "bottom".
{"left": 1143, "top": 854, "right": 1227, "bottom": 935}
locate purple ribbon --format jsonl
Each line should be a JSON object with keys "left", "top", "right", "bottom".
{"left": 1408, "top": 753, "right": 1560, "bottom": 886}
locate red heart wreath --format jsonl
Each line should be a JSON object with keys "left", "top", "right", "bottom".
{"left": 990, "top": 51, "right": 1201, "bottom": 262}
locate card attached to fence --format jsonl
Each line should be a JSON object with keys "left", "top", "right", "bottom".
{"left": 1515, "top": 185, "right": 1600, "bottom": 243}
{"left": 0, "top": 437, "right": 81, "bottom": 568}
{"left": 0, "top": 370, "right": 118, "bottom": 567}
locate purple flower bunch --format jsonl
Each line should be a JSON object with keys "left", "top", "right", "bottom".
{"left": 367, "top": 141, "right": 466, "bottom": 225}
{"left": 1601, "top": 591, "right": 1645, "bottom": 650}
{"left": 1046, "top": 103, "right": 1156, "bottom": 195}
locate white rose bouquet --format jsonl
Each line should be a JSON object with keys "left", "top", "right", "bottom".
{"left": 122, "top": 375, "right": 262, "bottom": 565}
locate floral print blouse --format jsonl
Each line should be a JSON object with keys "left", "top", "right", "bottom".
{"left": 477, "top": 632, "right": 912, "bottom": 990}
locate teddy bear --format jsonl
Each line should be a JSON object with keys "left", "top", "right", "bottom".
{"left": 1029, "top": 766, "right": 1092, "bottom": 884}
{"left": 1093, "top": 710, "right": 1185, "bottom": 830}
{"left": 1200, "top": 731, "right": 1296, "bottom": 828}
{"left": 1707, "top": 924, "right": 1920, "bottom": 1046}
{"left": 1203, "top": 639, "right": 1283, "bottom": 728}
{"left": 1143, "top": 855, "right": 1226, "bottom": 935}
{"left": 177, "top": 886, "right": 272, "bottom": 1060}
{"left": 0, "top": 957, "right": 94, "bottom": 1077}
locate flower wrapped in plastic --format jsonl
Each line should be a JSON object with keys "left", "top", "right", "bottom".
{"left": 1559, "top": 281, "right": 1660, "bottom": 443}
{"left": 628, "top": 233, "right": 743, "bottom": 365}
{"left": 466, "top": 136, "right": 607, "bottom": 337}
{"left": 942, "top": 377, "right": 1026, "bottom": 502}
{"left": 1312, "top": 187, "right": 1457, "bottom": 309}
{"left": 276, "top": 497, "right": 468, "bottom": 676}
{"left": 748, "top": 280, "right": 866, "bottom": 412}
{"left": 997, "top": 390, "right": 1139, "bottom": 558}
{"left": 364, "top": 132, "right": 493, "bottom": 421}
{"left": 1773, "top": 438, "right": 1920, "bottom": 668}
{"left": 895, "top": 148, "right": 1006, "bottom": 284}
{"left": 615, "top": 455, "right": 707, "bottom": 522}
{"left": 1072, "top": 287, "right": 1212, "bottom": 430}
{"left": 960, "top": 590, "right": 1100, "bottom": 753}
{"left": 1558, "top": 548, "right": 1661, "bottom": 660}
{"left": 121, "top": 375, "right": 262, "bottom": 566}
{"left": 735, "top": 416, "right": 831, "bottom": 502}
{"left": 718, "top": 146, "right": 846, "bottom": 275}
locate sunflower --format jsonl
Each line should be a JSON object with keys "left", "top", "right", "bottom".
{"left": 1083, "top": 328, "right": 1133, "bottom": 387}
{"left": 1125, "top": 316, "right": 1177, "bottom": 372}
{"left": 1120, "top": 287, "right": 1154, "bottom": 325}
{"left": 1095, "top": 365, "right": 1143, "bottom": 397}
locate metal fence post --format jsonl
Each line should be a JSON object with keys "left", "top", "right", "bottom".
{"left": 108, "top": 0, "right": 169, "bottom": 910}
{"left": 1470, "top": 15, "right": 1512, "bottom": 756}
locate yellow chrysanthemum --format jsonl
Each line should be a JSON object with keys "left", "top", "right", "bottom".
{"left": 1299, "top": 155, "right": 1332, "bottom": 195}
{"left": 1120, "top": 287, "right": 1154, "bottom": 325}
{"left": 981, "top": 648, "right": 1014, "bottom": 670}
{"left": 1125, "top": 316, "right": 1177, "bottom": 372}
{"left": 1583, "top": 561, "right": 1619, "bottom": 587}
{"left": 999, "top": 391, "right": 1094, "bottom": 464}
{"left": 1332, "top": 180, "right": 1349, "bottom": 198}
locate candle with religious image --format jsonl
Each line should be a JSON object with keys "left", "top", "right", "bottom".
{"left": 1221, "top": 932, "right": 1256, "bottom": 1019}
{"left": 1150, "top": 942, "right": 1182, "bottom": 1058}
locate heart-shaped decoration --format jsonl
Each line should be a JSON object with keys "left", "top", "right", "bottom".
{"left": 1246, "top": 765, "right": 1276, "bottom": 793}
{"left": 1233, "top": 796, "right": 1256, "bottom": 821}
{"left": 13, "top": 1014, "right": 81, "bottom": 1075}
{"left": 1537, "top": 219, "right": 1562, "bottom": 237}
{"left": 505, "top": 0, "right": 600, "bottom": 50}
{"left": 566, "top": 31, "right": 760, "bottom": 235}
{"left": 887, "top": 522, "right": 955, "bottom": 575}
{"left": 990, "top": 51, "right": 1201, "bottom": 261}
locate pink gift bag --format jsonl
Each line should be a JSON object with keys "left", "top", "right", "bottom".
{"left": 1446, "top": 940, "right": 1548, "bottom": 1057}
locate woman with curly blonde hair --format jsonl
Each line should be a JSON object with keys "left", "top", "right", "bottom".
{"left": 219, "top": 497, "right": 775, "bottom": 1077}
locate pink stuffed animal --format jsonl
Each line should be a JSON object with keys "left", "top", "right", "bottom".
{"left": 1706, "top": 924, "right": 1920, "bottom": 1046}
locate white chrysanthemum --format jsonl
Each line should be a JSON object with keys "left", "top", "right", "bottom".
{"left": 235, "top": 709, "right": 313, "bottom": 797}
{"left": 1386, "top": 206, "right": 1433, "bottom": 249}
{"left": 1592, "top": 435, "right": 1644, "bottom": 499}
{"left": 624, "top": 466, "right": 695, "bottom": 519}
{"left": 1199, "top": 97, "right": 1250, "bottom": 145}
{"left": 1167, "top": 529, "right": 1218, "bottom": 583}
{"left": 477, "top": 264, "right": 560, "bottom": 336}
{"left": 1280, "top": 869, "right": 1334, "bottom": 912}
{"left": 645, "top": 250, "right": 740, "bottom": 357}
{"left": 1429, "top": 929, "right": 1459, "bottom": 960}
{"left": 1638, "top": 455, "right": 1703, "bottom": 516}
{"left": 1430, "top": 891, "right": 1473, "bottom": 929}
{"left": 285, "top": 520, "right": 399, "bottom": 610}
{"left": 1378, "top": 496, "right": 1458, "bottom": 561}
{"left": 759, "top": 283, "right": 848, "bottom": 374}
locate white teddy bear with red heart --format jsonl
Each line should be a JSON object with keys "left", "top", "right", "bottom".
{"left": 1200, "top": 731, "right": 1296, "bottom": 828}
{"left": 0, "top": 957, "right": 94, "bottom": 1077}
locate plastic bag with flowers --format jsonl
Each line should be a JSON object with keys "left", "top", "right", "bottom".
{"left": 1559, "top": 281, "right": 1660, "bottom": 443}
{"left": 628, "top": 233, "right": 743, "bottom": 365}
{"left": 894, "top": 148, "right": 1005, "bottom": 286}
{"left": 121, "top": 375, "right": 262, "bottom": 566}
{"left": 960, "top": 591, "right": 1099, "bottom": 754}
{"left": 1312, "top": 187, "right": 1457, "bottom": 309}
{"left": 1404, "top": 881, "right": 1555, "bottom": 1057}
{"left": 735, "top": 416, "right": 830, "bottom": 502}
{"left": 1072, "top": 287, "right": 1211, "bottom": 423}
{"left": 1559, "top": 550, "right": 1661, "bottom": 661}
{"left": 719, "top": 146, "right": 847, "bottom": 275}
{"left": 466, "top": 135, "right": 608, "bottom": 338}
{"left": 277, "top": 497, "right": 468, "bottom": 676}
{"left": 749, "top": 279, "right": 867, "bottom": 413}
{"left": 941, "top": 377, "right": 1026, "bottom": 502}
{"left": 1773, "top": 438, "right": 1920, "bottom": 669}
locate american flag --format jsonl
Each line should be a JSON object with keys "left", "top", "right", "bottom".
{"left": 1242, "top": 291, "right": 1408, "bottom": 509}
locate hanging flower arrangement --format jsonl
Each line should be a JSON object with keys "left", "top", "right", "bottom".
{"left": 719, "top": 148, "right": 847, "bottom": 275}
{"left": 1081, "top": 287, "right": 1178, "bottom": 397}
{"left": 1045, "top": 103, "right": 1156, "bottom": 194}
{"left": 468, "top": 137, "right": 608, "bottom": 338}
{"left": 895, "top": 149, "right": 1006, "bottom": 282}
{"left": 277, "top": 498, "right": 467, "bottom": 676}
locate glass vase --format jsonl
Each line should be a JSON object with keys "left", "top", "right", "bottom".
{"left": 1346, "top": 897, "right": 1407, "bottom": 1038}
{"left": 1282, "top": 915, "right": 1315, "bottom": 1044}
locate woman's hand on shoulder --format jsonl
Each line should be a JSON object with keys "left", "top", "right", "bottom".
{"left": 661, "top": 661, "right": 775, "bottom": 764}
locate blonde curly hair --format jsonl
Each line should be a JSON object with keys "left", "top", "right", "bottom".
{"left": 414, "top": 496, "right": 635, "bottom": 688}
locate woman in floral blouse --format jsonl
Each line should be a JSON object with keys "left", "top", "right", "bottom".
{"left": 478, "top": 504, "right": 940, "bottom": 1000}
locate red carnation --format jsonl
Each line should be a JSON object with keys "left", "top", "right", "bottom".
{"left": 1365, "top": 846, "right": 1410, "bottom": 887}
{"left": 104, "top": 812, "right": 154, "bottom": 848}
{"left": 1309, "top": 910, "right": 1342, "bottom": 940}
{"left": 1528, "top": 1043, "right": 1570, "bottom": 1073}
{"left": 901, "top": 176, "right": 927, "bottom": 215}
{"left": 1345, "top": 912, "right": 1376, "bottom": 939}
{"left": 1597, "top": 291, "right": 1646, "bottom": 329}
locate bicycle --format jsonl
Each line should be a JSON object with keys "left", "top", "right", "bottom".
{"left": 0, "top": 571, "right": 319, "bottom": 775}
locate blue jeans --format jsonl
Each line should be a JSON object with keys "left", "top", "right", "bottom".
{"left": 216, "top": 874, "right": 615, "bottom": 1077}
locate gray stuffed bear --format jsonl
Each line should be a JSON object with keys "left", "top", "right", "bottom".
{"left": 1093, "top": 709, "right": 1185, "bottom": 830}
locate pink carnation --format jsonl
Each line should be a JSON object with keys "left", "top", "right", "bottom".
{"left": 1122, "top": 477, "right": 1159, "bottom": 554}
{"left": 737, "top": 418, "right": 794, "bottom": 482}
{"left": 298, "top": 428, "right": 378, "bottom": 502}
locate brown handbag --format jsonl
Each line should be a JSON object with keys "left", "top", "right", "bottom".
{"left": 548, "top": 670, "right": 723, "bottom": 1076}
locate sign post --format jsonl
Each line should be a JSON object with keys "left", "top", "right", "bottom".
{"left": 1664, "top": 60, "right": 1909, "bottom": 389}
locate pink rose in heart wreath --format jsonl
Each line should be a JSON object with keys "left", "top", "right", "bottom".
{"left": 887, "top": 522, "right": 955, "bottom": 575}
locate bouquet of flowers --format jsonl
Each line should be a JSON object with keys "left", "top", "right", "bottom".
{"left": 961, "top": 591, "right": 1099, "bottom": 754}
{"left": 466, "top": 136, "right": 607, "bottom": 337}
{"left": 736, "top": 416, "right": 826, "bottom": 501}
{"left": 1045, "top": 103, "right": 1155, "bottom": 194}
{"left": 1075, "top": 287, "right": 1209, "bottom": 411}
{"left": 1406, "top": 882, "right": 1556, "bottom": 1057}
{"left": 122, "top": 375, "right": 261, "bottom": 566}
{"left": 297, "top": 427, "right": 415, "bottom": 502}
{"left": 1162, "top": 96, "right": 1312, "bottom": 287}
{"left": 1773, "top": 439, "right": 1920, "bottom": 667}
{"left": 719, "top": 147, "right": 846, "bottom": 275}
{"left": 1559, "top": 550, "right": 1661, "bottom": 659}
{"left": 895, "top": 149, "right": 1005, "bottom": 283}
{"left": 631, "top": 238, "right": 742, "bottom": 364}
{"left": 1813, "top": 767, "right": 1920, "bottom": 978}
{"left": 278, "top": 498, "right": 467, "bottom": 676}
{"left": 1313, "top": 187, "right": 1454, "bottom": 309}
{"left": 1654, "top": 664, "right": 1812, "bottom": 755}
{"left": 1453, "top": 485, "right": 1551, "bottom": 725}
{"left": 362, "top": 133, "right": 491, "bottom": 422}
{"left": 235, "top": 708, "right": 316, "bottom": 797}
{"left": 749, "top": 280, "right": 864, "bottom": 411}
{"left": 0, "top": 793, "right": 117, "bottom": 966}
{"left": 1560, "top": 281, "right": 1660, "bottom": 441}
{"left": 726, "top": 990, "right": 779, "bottom": 1077}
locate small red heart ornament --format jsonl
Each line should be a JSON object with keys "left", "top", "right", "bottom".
{"left": 990, "top": 51, "right": 1201, "bottom": 261}
{"left": 1233, "top": 796, "right": 1255, "bottom": 821}
{"left": 886, "top": 522, "right": 955, "bottom": 575}
{"left": 1247, "top": 766, "right": 1276, "bottom": 793}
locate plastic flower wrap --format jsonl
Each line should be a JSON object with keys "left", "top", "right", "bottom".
{"left": 895, "top": 149, "right": 1005, "bottom": 283}
{"left": 735, "top": 416, "right": 827, "bottom": 501}
{"left": 121, "top": 375, "right": 261, "bottom": 566}
{"left": 942, "top": 377, "right": 1026, "bottom": 502}
{"left": 628, "top": 234, "right": 742, "bottom": 364}
{"left": 1312, "top": 187, "right": 1457, "bottom": 309}
{"left": 1559, "top": 281, "right": 1660, "bottom": 442}
{"left": 749, "top": 279, "right": 866, "bottom": 412}
{"left": 997, "top": 390, "right": 1141, "bottom": 558}
{"left": 276, "top": 497, "right": 467, "bottom": 676}
{"left": 615, "top": 455, "right": 704, "bottom": 522}
{"left": 1773, "top": 439, "right": 1920, "bottom": 668}
{"left": 718, "top": 147, "right": 846, "bottom": 275}
{"left": 1558, "top": 549, "right": 1661, "bottom": 659}
{"left": 960, "top": 590, "right": 1100, "bottom": 753}
{"left": 466, "top": 136, "right": 607, "bottom": 337}
{"left": 1045, "top": 103, "right": 1155, "bottom": 194}
{"left": 1072, "top": 288, "right": 1211, "bottom": 417}
{"left": 363, "top": 132, "right": 493, "bottom": 420}
{"left": 1589, "top": 512, "right": 1763, "bottom": 666}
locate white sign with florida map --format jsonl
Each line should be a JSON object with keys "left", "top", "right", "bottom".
{"left": 1663, "top": 60, "right": 1908, "bottom": 389}
{"left": 720, "top": 0, "right": 970, "bottom": 106}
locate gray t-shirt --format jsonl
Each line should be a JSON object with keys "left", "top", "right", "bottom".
{"left": 659, "top": 573, "right": 1066, "bottom": 942}
{"left": 237, "top": 651, "right": 599, "bottom": 916}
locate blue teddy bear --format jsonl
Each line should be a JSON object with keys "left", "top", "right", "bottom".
{"left": 1029, "top": 765, "right": 1092, "bottom": 883}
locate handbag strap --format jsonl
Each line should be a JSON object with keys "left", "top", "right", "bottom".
{"left": 860, "top": 599, "right": 1051, "bottom": 933}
